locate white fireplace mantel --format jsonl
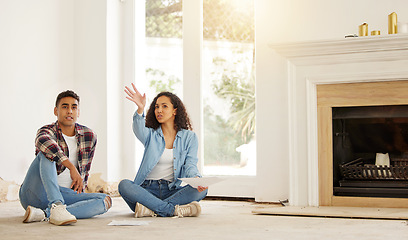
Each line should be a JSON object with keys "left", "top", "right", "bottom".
{"left": 268, "top": 34, "right": 408, "bottom": 207}
{"left": 269, "top": 34, "right": 408, "bottom": 64}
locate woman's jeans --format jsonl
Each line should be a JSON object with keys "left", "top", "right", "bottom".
{"left": 19, "top": 152, "right": 109, "bottom": 219}
{"left": 118, "top": 179, "right": 208, "bottom": 217}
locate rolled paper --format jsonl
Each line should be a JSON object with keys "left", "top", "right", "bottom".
{"left": 358, "top": 23, "right": 368, "bottom": 36}
{"left": 371, "top": 30, "right": 380, "bottom": 35}
{"left": 375, "top": 153, "right": 390, "bottom": 167}
{"left": 388, "top": 12, "right": 398, "bottom": 34}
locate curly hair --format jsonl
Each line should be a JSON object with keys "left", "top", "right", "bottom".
{"left": 145, "top": 92, "right": 192, "bottom": 131}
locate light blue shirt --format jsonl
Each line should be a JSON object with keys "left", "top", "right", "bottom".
{"left": 132, "top": 111, "right": 201, "bottom": 189}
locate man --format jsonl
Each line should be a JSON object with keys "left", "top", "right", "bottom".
{"left": 19, "top": 90, "right": 112, "bottom": 226}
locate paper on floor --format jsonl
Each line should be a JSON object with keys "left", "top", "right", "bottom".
{"left": 108, "top": 220, "right": 151, "bottom": 226}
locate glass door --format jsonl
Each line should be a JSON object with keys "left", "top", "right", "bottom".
{"left": 201, "top": 0, "right": 256, "bottom": 197}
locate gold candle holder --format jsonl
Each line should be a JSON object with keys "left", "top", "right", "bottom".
{"left": 388, "top": 12, "right": 398, "bottom": 34}
{"left": 371, "top": 30, "right": 380, "bottom": 36}
{"left": 358, "top": 23, "right": 368, "bottom": 36}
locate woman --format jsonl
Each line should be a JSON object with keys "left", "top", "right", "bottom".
{"left": 118, "top": 83, "right": 208, "bottom": 218}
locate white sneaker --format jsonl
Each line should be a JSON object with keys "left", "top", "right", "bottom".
{"left": 23, "top": 206, "right": 46, "bottom": 223}
{"left": 174, "top": 201, "right": 201, "bottom": 217}
{"left": 134, "top": 202, "right": 156, "bottom": 218}
{"left": 49, "top": 203, "right": 77, "bottom": 226}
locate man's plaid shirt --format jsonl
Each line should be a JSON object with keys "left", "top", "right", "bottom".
{"left": 35, "top": 121, "right": 97, "bottom": 189}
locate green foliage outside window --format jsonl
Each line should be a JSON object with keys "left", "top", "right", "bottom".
{"left": 212, "top": 55, "right": 255, "bottom": 143}
{"left": 203, "top": 105, "right": 244, "bottom": 166}
{"left": 203, "top": 52, "right": 255, "bottom": 166}
{"left": 146, "top": 0, "right": 255, "bottom": 167}
{"left": 147, "top": 68, "right": 181, "bottom": 94}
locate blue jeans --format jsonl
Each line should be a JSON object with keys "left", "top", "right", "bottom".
{"left": 19, "top": 152, "right": 110, "bottom": 219}
{"left": 118, "top": 179, "right": 208, "bottom": 217}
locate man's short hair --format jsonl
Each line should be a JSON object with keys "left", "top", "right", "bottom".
{"left": 55, "top": 90, "right": 80, "bottom": 107}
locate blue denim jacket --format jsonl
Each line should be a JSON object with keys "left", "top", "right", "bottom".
{"left": 132, "top": 111, "right": 201, "bottom": 189}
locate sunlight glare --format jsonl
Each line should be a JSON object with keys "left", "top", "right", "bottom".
{"left": 229, "top": 0, "right": 253, "bottom": 14}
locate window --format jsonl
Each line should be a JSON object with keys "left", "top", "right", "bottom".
{"left": 145, "top": 0, "right": 183, "bottom": 100}
{"left": 139, "top": 0, "right": 256, "bottom": 179}
{"left": 202, "top": 0, "right": 256, "bottom": 176}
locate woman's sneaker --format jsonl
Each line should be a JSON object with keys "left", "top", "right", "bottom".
{"left": 49, "top": 203, "right": 77, "bottom": 226}
{"left": 174, "top": 201, "right": 201, "bottom": 217}
{"left": 134, "top": 202, "right": 156, "bottom": 218}
{"left": 23, "top": 206, "right": 46, "bottom": 223}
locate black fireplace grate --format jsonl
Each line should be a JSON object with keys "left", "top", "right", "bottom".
{"left": 340, "top": 158, "right": 408, "bottom": 180}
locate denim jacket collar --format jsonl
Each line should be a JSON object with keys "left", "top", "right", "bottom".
{"left": 156, "top": 126, "right": 183, "bottom": 139}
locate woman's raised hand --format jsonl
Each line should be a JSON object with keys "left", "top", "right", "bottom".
{"left": 124, "top": 83, "right": 146, "bottom": 113}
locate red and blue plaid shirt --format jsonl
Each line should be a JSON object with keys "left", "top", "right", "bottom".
{"left": 35, "top": 121, "right": 97, "bottom": 189}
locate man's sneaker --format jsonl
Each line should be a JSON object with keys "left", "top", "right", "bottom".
{"left": 134, "top": 202, "right": 156, "bottom": 218}
{"left": 174, "top": 201, "right": 201, "bottom": 217}
{"left": 23, "top": 206, "right": 46, "bottom": 223}
{"left": 49, "top": 203, "right": 77, "bottom": 226}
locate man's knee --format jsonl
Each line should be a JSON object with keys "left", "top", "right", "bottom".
{"left": 104, "top": 195, "right": 112, "bottom": 210}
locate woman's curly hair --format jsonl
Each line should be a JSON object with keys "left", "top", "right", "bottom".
{"left": 145, "top": 92, "right": 192, "bottom": 131}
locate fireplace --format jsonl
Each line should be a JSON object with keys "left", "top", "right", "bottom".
{"left": 332, "top": 105, "right": 408, "bottom": 198}
{"left": 317, "top": 80, "right": 408, "bottom": 208}
{"left": 270, "top": 34, "right": 408, "bottom": 208}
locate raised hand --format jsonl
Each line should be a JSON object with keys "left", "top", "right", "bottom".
{"left": 124, "top": 83, "right": 146, "bottom": 114}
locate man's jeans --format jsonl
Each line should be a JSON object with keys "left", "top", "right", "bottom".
{"left": 118, "top": 179, "right": 207, "bottom": 217}
{"left": 19, "top": 152, "right": 109, "bottom": 219}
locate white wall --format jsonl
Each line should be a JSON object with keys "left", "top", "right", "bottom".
{"left": 73, "top": 0, "right": 109, "bottom": 181}
{"left": 0, "top": 0, "right": 75, "bottom": 184}
{"left": 255, "top": 0, "right": 408, "bottom": 202}
{"left": 0, "top": 0, "right": 129, "bottom": 185}
{"left": 73, "top": 0, "right": 134, "bottom": 183}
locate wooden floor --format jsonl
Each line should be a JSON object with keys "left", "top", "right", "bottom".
{"left": 252, "top": 206, "right": 408, "bottom": 220}
{"left": 2, "top": 198, "right": 408, "bottom": 239}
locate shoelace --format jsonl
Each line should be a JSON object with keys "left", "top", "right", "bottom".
{"left": 175, "top": 205, "right": 191, "bottom": 218}
{"left": 53, "top": 206, "right": 67, "bottom": 214}
{"left": 142, "top": 207, "right": 157, "bottom": 217}
{"left": 51, "top": 204, "right": 66, "bottom": 211}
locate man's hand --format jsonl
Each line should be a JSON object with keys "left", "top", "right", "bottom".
{"left": 69, "top": 168, "right": 83, "bottom": 194}
{"left": 62, "top": 159, "right": 83, "bottom": 193}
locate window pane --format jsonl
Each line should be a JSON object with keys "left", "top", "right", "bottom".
{"left": 202, "top": 0, "right": 256, "bottom": 176}
{"left": 145, "top": 0, "right": 183, "bottom": 101}
{"left": 135, "top": 0, "right": 183, "bottom": 172}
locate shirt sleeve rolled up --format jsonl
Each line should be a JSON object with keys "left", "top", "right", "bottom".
{"left": 35, "top": 127, "right": 69, "bottom": 164}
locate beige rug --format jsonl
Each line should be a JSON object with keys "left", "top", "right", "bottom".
{"left": 252, "top": 206, "right": 408, "bottom": 220}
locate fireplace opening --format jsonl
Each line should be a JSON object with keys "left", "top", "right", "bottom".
{"left": 332, "top": 105, "right": 408, "bottom": 198}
